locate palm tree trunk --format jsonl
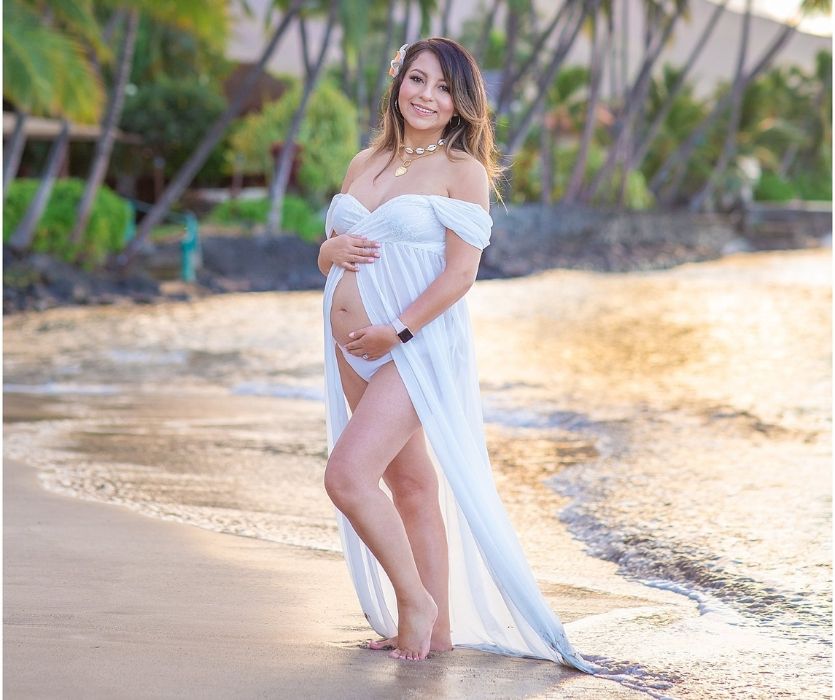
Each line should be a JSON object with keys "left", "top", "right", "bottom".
{"left": 626, "top": 0, "right": 728, "bottom": 176}
{"left": 365, "top": 1, "right": 397, "bottom": 140}
{"left": 8, "top": 119, "right": 70, "bottom": 253}
{"left": 564, "top": 13, "right": 604, "bottom": 203}
{"left": 651, "top": 19, "right": 796, "bottom": 205}
{"left": 584, "top": 3, "right": 684, "bottom": 202}
{"left": 266, "top": 1, "right": 337, "bottom": 236}
{"left": 688, "top": 0, "right": 752, "bottom": 212}
{"left": 473, "top": 0, "right": 500, "bottom": 66}
{"left": 539, "top": 108, "right": 552, "bottom": 205}
{"left": 505, "top": 0, "right": 592, "bottom": 156}
{"left": 495, "top": 5, "right": 521, "bottom": 116}
{"left": 496, "top": 0, "right": 572, "bottom": 120}
{"left": 70, "top": 8, "right": 138, "bottom": 248}
{"left": 3, "top": 110, "right": 28, "bottom": 198}
{"left": 440, "top": 0, "right": 453, "bottom": 36}
{"left": 118, "top": 0, "right": 304, "bottom": 266}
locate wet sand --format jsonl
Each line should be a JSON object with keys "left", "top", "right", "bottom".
{"left": 4, "top": 246, "right": 830, "bottom": 698}
{"left": 4, "top": 456, "right": 651, "bottom": 699}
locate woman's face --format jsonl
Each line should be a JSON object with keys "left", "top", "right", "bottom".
{"left": 397, "top": 50, "right": 455, "bottom": 136}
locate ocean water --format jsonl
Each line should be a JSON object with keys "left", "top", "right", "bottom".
{"left": 4, "top": 248, "right": 831, "bottom": 698}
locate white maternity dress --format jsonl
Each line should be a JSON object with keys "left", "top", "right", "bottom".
{"left": 322, "top": 192, "right": 599, "bottom": 674}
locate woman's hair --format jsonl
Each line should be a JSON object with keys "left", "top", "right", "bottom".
{"left": 367, "top": 37, "right": 505, "bottom": 205}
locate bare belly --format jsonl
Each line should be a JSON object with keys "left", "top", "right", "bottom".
{"left": 330, "top": 269, "right": 373, "bottom": 347}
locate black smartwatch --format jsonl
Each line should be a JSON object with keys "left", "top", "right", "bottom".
{"left": 391, "top": 317, "right": 414, "bottom": 343}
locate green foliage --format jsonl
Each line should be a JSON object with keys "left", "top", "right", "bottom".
{"left": 3, "top": 0, "right": 104, "bottom": 121}
{"left": 228, "top": 80, "right": 359, "bottom": 204}
{"left": 130, "top": 11, "right": 230, "bottom": 86}
{"left": 754, "top": 172, "right": 796, "bottom": 201}
{"left": 792, "top": 169, "right": 832, "bottom": 201}
{"left": 120, "top": 77, "right": 228, "bottom": 186}
{"left": 208, "top": 195, "right": 324, "bottom": 242}
{"left": 3, "top": 178, "right": 129, "bottom": 266}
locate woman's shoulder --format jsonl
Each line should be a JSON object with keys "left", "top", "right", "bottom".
{"left": 442, "top": 151, "right": 489, "bottom": 211}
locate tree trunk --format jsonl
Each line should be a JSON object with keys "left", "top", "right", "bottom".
{"left": 626, "top": 0, "right": 728, "bottom": 176}
{"left": 496, "top": 1, "right": 571, "bottom": 121}
{"left": 473, "top": 0, "right": 500, "bottom": 66}
{"left": 118, "top": 0, "right": 304, "bottom": 266}
{"left": 3, "top": 110, "right": 28, "bottom": 198}
{"left": 70, "top": 8, "right": 139, "bottom": 248}
{"left": 265, "top": 1, "right": 337, "bottom": 236}
{"left": 365, "top": 0, "right": 397, "bottom": 140}
{"left": 505, "top": 0, "right": 592, "bottom": 157}
{"left": 440, "top": 0, "right": 453, "bottom": 36}
{"left": 564, "top": 13, "right": 604, "bottom": 203}
{"left": 584, "top": 4, "right": 684, "bottom": 202}
{"left": 653, "top": 9, "right": 793, "bottom": 205}
{"left": 688, "top": 0, "right": 752, "bottom": 211}
{"left": 539, "top": 108, "right": 552, "bottom": 205}
{"left": 9, "top": 119, "right": 70, "bottom": 253}
{"left": 495, "top": 4, "right": 521, "bottom": 116}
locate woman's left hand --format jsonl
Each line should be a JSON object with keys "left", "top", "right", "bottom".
{"left": 346, "top": 324, "right": 399, "bottom": 360}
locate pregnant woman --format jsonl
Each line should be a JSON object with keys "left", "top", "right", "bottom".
{"left": 317, "top": 37, "right": 599, "bottom": 672}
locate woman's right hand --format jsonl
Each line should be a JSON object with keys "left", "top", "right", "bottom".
{"left": 322, "top": 234, "right": 381, "bottom": 272}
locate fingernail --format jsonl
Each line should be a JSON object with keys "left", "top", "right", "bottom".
{"left": 349, "top": 332, "right": 354, "bottom": 338}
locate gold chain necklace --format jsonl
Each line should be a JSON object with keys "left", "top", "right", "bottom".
{"left": 395, "top": 138, "right": 446, "bottom": 177}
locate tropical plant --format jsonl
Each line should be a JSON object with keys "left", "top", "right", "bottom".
{"left": 229, "top": 80, "right": 359, "bottom": 203}
{"left": 4, "top": 178, "right": 129, "bottom": 266}
{"left": 120, "top": 0, "right": 306, "bottom": 264}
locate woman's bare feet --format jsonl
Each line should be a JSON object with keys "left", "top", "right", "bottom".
{"left": 367, "top": 629, "right": 453, "bottom": 653}
{"left": 387, "top": 592, "right": 438, "bottom": 661}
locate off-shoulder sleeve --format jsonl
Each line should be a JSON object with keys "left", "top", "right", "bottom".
{"left": 428, "top": 196, "right": 493, "bottom": 251}
{"left": 324, "top": 193, "right": 343, "bottom": 239}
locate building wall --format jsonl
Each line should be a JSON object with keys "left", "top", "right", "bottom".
{"left": 226, "top": 0, "right": 831, "bottom": 96}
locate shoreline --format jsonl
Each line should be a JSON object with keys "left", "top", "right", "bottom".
{"left": 4, "top": 455, "right": 654, "bottom": 698}
{"left": 4, "top": 230, "right": 829, "bottom": 315}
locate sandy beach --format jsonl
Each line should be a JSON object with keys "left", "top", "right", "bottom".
{"left": 4, "top": 247, "right": 830, "bottom": 698}
{"left": 4, "top": 455, "right": 651, "bottom": 699}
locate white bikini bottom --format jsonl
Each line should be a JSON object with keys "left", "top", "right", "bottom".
{"left": 335, "top": 341, "right": 394, "bottom": 382}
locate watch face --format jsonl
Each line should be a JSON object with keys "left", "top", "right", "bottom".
{"left": 398, "top": 328, "right": 414, "bottom": 343}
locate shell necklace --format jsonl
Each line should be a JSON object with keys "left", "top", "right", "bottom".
{"left": 395, "top": 137, "right": 446, "bottom": 177}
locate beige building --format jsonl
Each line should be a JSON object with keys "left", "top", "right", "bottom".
{"left": 226, "top": 0, "right": 831, "bottom": 97}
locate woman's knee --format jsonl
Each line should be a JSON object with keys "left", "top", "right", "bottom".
{"left": 324, "top": 454, "right": 369, "bottom": 509}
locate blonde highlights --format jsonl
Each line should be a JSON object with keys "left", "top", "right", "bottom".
{"left": 368, "top": 37, "right": 505, "bottom": 205}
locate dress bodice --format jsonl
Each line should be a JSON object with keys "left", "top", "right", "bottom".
{"left": 325, "top": 193, "right": 493, "bottom": 255}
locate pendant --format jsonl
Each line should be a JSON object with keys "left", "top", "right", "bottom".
{"left": 395, "top": 165, "right": 408, "bottom": 177}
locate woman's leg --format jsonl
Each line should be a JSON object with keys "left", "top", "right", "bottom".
{"left": 368, "top": 431, "right": 452, "bottom": 651}
{"left": 333, "top": 347, "right": 451, "bottom": 653}
{"left": 324, "top": 358, "right": 437, "bottom": 661}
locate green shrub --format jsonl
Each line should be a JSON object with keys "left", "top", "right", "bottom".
{"left": 208, "top": 194, "right": 324, "bottom": 242}
{"left": 3, "top": 178, "right": 130, "bottom": 266}
{"left": 754, "top": 171, "right": 797, "bottom": 202}
{"left": 228, "top": 80, "right": 358, "bottom": 204}
{"left": 792, "top": 169, "right": 832, "bottom": 201}
{"left": 121, "top": 77, "right": 228, "bottom": 186}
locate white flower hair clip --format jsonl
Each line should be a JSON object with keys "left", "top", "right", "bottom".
{"left": 388, "top": 43, "right": 409, "bottom": 78}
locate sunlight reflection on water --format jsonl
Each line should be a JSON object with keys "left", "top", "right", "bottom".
{"left": 4, "top": 248, "right": 831, "bottom": 699}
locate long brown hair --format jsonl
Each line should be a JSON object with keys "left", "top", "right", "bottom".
{"left": 368, "top": 37, "right": 505, "bottom": 205}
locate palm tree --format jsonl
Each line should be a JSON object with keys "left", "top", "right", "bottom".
{"left": 4, "top": 0, "right": 104, "bottom": 252}
{"left": 563, "top": 6, "right": 606, "bottom": 203}
{"left": 70, "top": 0, "right": 229, "bottom": 252}
{"left": 582, "top": 0, "right": 688, "bottom": 204}
{"left": 652, "top": 0, "right": 832, "bottom": 205}
{"left": 688, "top": 0, "right": 751, "bottom": 211}
{"left": 623, "top": 0, "right": 728, "bottom": 180}
{"left": 266, "top": 0, "right": 338, "bottom": 236}
{"left": 119, "top": 0, "right": 306, "bottom": 265}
